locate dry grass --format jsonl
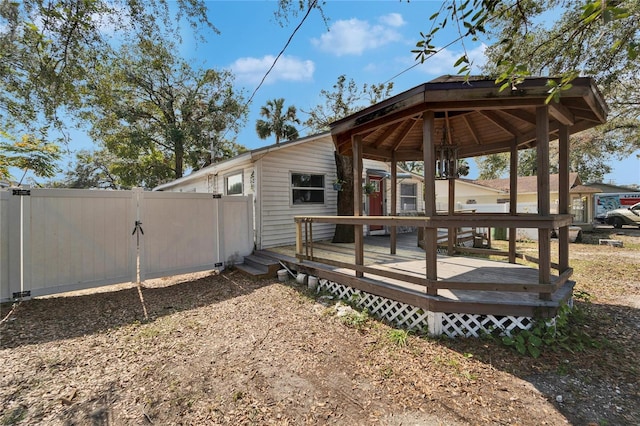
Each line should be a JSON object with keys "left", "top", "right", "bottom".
{"left": 1, "top": 227, "right": 638, "bottom": 425}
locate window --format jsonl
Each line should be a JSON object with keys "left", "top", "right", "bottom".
{"left": 400, "top": 183, "right": 417, "bottom": 211}
{"left": 291, "top": 173, "right": 325, "bottom": 205}
{"left": 225, "top": 172, "right": 243, "bottom": 195}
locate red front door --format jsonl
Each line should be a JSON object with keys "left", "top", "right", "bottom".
{"left": 368, "top": 176, "right": 384, "bottom": 231}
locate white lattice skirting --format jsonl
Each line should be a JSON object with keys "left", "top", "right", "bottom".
{"left": 316, "top": 278, "right": 549, "bottom": 337}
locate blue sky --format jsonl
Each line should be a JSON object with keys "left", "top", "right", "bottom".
{"left": 181, "top": 1, "right": 638, "bottom": 186}
{"left": 15, "top": 0, "right": 639, "bottom": 186}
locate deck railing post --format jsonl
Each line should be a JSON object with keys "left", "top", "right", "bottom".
{"left": 295, "top": 219, "right": 303, "bottom": 261}
{"left": 536, "top": 106, "right": 552, "bottom": 300}
{"left": 423, "top": 111, "right": 438, "bottom": 295}
{"left": 558, "top": 125, "right": 570, "bottom": 273}
{"left": 353, "top": 135, "right": 364, "bottom": 278}
{"left": 509, "top": 140, "right": 517, "bottom": 264}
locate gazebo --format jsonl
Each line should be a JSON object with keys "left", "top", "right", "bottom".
{"left": 287, "top": 76, "right": 608, "bottom": 336}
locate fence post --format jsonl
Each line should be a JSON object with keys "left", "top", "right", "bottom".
{"left": 0, "top": 191, "right": 10, "bottom": 301}
{"left": 7, "top": 188, "right": 32, "bottom": 300}
{"left": 213, "top": 194, "right": 224, "bottom": 269}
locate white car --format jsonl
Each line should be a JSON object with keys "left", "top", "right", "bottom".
{"left": 605, "top": 202, "right": 640, "bottom": 228}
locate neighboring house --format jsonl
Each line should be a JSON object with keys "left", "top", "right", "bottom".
{"left": 431, "top": 174, "right": 600, "bottom": 225}
{"left": 434, "top": 178, "right": 506, "bottom": 210}
{"left": 155, "top": 132, "right": 424, "bottom": 249}
{"left": 475, "top": 173, "right": 599, "bottom": 224}
{"left": 584, "top": 182, "right": 640, "bottom": 193}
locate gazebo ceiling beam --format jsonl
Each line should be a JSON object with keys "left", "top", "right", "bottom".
{"left": 372, "top": 121, "right": 403, "bottom": 149}
{"left": 572, "top": 109, "right": 601, "bottom": 122}
{"left": 549, "top": 103, "right": 575, "bottom": 126}
{"left": 392, "top": 118, "right": 420, "bottom": 152}
{"left": 336, "top": 103, "right": 428, "bottom": 143}
{"left": 479, "top": 110, "right": 523, "bottom": 139}
{"left": 362, "top": 145, "right": 395, "bottom": 161}
{"left": 461, "top": 115, "right": 482, "bottom": 145}
{"left": 500, "top": 109, "right": 536, "bottom": 125}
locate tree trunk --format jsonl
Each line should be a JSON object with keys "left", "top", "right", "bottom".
{"left": 332, "top": 151, "right": 355, "bottom": 243}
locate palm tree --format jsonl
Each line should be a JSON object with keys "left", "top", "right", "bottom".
{"left": 255, "top": 98, "right": 300, "bottom": 144}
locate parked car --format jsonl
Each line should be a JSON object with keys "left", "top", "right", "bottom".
{"left": 605, "top": 202, "right": 640, "bottom": 228}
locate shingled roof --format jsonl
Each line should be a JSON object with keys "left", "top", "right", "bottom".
{"left": 475, "top": 173, "right": 598, "bottom": 194}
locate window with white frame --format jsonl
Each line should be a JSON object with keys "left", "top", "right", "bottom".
{"left": 400, "top": 183, "right": 417, "bottom": 211}
{"left": 291, "top": 173, "right": 325, "bottom": 205}
{"left": 225, "top": 172, "right": 243, "bottom": 195}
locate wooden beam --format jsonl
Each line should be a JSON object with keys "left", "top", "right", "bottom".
{"left": 392, "top": 119, "right": 420, "bottom": 151}
{"left": 509, "top": 139, "right": 518, "bottom": 264}
{"left": 536, "top": 106, "right": 551, "bottom": 300}
{"left": 353, "top": 135, "right": 364, "bottom": 278}
{"left": 461, "top": 115, "right": 482, "bottom": 145}
{"left": 390, "top": 153, "right": 397, "bottom": 255}
{"left": 558, "top": 125, "right": 570, "bottom": 272}
{"left": 500, "top": 108, "right": 536, "bottom": 125}
{"left": 423, "top": 111, "right": 437, "bottom": 295}
{"left": 479, "top": 110, "right": 523, "bottom": 138}
{"left": 549, "top": 102, "right": 575, "bottom": 126}
{"left": 448, "top": 178, "right": 455, "bottom": 256}
{"left": 373, "top": 121, "right": 403, "bottom": 148}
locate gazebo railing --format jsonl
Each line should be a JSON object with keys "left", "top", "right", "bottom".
{"left": 294, "top": 214, "right": 574, "bottom": 300}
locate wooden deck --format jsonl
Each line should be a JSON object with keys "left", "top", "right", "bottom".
{"left": 262, "top": 231, "right": 574, "bottom": 318}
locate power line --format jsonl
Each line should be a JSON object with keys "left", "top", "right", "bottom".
{"left": 217, "top": 0, "right": 317, "bottom": 144}
{"left": 246, "top": 0, "right": 317, "bottom": 107}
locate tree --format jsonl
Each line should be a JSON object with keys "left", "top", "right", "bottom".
{"left": 477, "top": 140, "right": 615, "bottom": 183}
{"left": 411, "top": 0, "right": 639, "bottom": 183}
{"left": 304, "top": 75, "right": 394, "bottom": 132}
{"left": 82, "top": 39, "right": 246, "bottom": 189}
{"left": 305, "top": 75, "right": 394, "bottom": 243}
{"left": 256, "top": 98, "right": 300, "bottom": 144}
{"left": 0, "top": 135, "right": 61, "bottom": 184}
{"left": 58, "top": 149, "right": 122, "bottom": 190}
{"left": 1, "top": 0, "right": 214, "bottom": 145}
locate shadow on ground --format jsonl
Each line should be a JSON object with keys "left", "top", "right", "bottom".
{"left": 0, "top": 270, "right": 270, "bottom": 349}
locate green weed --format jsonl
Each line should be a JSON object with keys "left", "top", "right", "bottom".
{"left": 387, "top": 329, "right": 410, "bottom": 347}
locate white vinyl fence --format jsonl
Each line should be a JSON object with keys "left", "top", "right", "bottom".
{"left": 0, "top": 188, "right": 253, "bottom": 302}
{"left": 458, "top": 202, "right": 561, "bottom": 241}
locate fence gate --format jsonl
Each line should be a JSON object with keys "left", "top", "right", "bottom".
{"left": 0, "top": 188, "right": 253, "bottom": 302}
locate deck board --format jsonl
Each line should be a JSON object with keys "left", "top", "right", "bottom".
{"left": 265, "top": 231, "right": 573, "bottom": 316}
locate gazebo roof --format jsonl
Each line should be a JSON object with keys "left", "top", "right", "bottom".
{"left": 329, "top": 75, "right": 608, "bottom": 161}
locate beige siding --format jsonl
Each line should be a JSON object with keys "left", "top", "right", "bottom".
{"left": 259, "top": 136, "right": 338, "bottom": 248}
{"left": 434, "top": 180, "right": 503, "bottom": 210}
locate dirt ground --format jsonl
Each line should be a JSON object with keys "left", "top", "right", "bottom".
{"left": 1, "top": 227, "right": 639, "bottom": 425}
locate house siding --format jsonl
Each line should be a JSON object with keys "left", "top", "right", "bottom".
{"left": 258, "top": 136, "right": 338, "bottom": 249}
{"left": 434, "top": 180, "right": 504, "bottom": 210}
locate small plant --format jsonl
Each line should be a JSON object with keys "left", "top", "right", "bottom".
{"left": 387, "top": 329, "right": 410, "bottom": 347}
{"left": 340, "top": 309, "right": 369, "bottom": 329}
{"left": 500, "top": 303, "right": 599, "bottom": 358}
{"left": 332, "top": 178, "right": 346, "bottom": 191}
{"left": 363, "top": 181, "right": 376, "bottom": 195}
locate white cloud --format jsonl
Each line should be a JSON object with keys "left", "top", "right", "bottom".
{"left": 230, "top": 55, "right": 315, "bottom": 85}
{"left": 311, "top": 16, "right": 403, "bottom": 56}
{"left": 378, "top": 13, "right": 405, "bottom": 28}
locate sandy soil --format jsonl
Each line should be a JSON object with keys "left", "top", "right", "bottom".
{"left": 1, "top": 227, "right": 638, "bottom": 425}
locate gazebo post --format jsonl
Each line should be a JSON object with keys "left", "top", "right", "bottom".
{"left": 447, "top": 178, "right": 455, "bottom": 255}
{"left": 509, "top": 140, "right": 518, "bottom": 263}
{"left": 353, "top": 135, "right": 364, "bottom": 278}
{"left": 536, "top": 107, "right": 552, "bottom": 300}
{"left": 423, "top": 111, "right": 438, "bottom": 295}
{"left": 390, "top": 153, "right": 397, "bottom": 255}
{"left": 558, "top": 125, "right": 570, "bottom": 272}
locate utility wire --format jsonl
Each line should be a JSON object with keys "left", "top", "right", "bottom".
{"left": 246, "top": 0, "right": 317, "bottom": 107}
{"left": 217, "top": 0, "right": 317, "bottom": 145}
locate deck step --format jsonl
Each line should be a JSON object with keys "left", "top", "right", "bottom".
{"left": 236, "top": 253, "right": 281, "bottom": 279}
